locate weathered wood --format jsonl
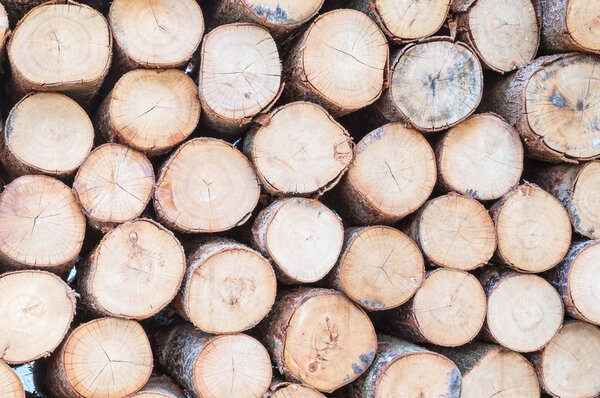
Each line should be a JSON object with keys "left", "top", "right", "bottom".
{"left": 540, "top": 0, "right": 600, "bottom": 54}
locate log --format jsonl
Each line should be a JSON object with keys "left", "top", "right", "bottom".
{"left": 480, "top": 267, "right": 564, "bottom": 353}
{"left": 0, "top": 270, "right": 75, "bottom": 364}
{"left": 403, "top": 193, "right": 497, "bottom": 271}
{"left": 333, "top": 123, "right": 436, "bottom": 225}
{"left": 156, "top": 322, "right": 272, "bottom": 398}
{"left": 0, "top": 175, "right": 86, "bottom": 276}
{"left": 0, "top": 360, "right": 24, "bottom": 398}
{"left": 437, "top": 342, "right": 540, "bottom": 398}
{"left": 527, "top": 160, "right": 600, "bottom": 239}
{"left": 1, "top": 0, "right": 43, "bottom": 27}
{"left": 258, "top": 287, "right": 377, "bottom": 392}
{"left": 199, "top": 23, "right": 281, "bottom": 135}
{"left": 243, "top": 101, "right": 353, "bottom": 196}
{"left": 72, "top": 143, "right": 155, "bottom": 232}
{"left": 435, "top": 113, "right": 524, "bottom": 201}
{"left": 108, "top": 0, "right": 204, "bottom": 71}
{"left": 349, "top": 335, "right": 461, "bottom": 398}
{"left": 348, "top": 0, "right": 451, "bottom": 41}
{"left": 132, "top": 374, "right": 185, "bottom": 398}
{"left": 373, "top": 37, "right": 483, "bottom": 133}
{"left": 77, "top": 218, "right": 186, "bottom": 319}
{"left": 34, "top": 317, "right": 153, "bottom": 398}
{"left": 283, "top": 9, "right": 388, "bottom": 117}
{"left": 154, "top": 137, "right": 260, "bottom": 233}
{"left": 95, "top": 69, "right": 201, "bottom": 157}
{"left": 482, "top": 53, "right": 600, "bottom": 162}
{"left": 378, "top": 268, "right": 486, "bottom": 347}
{"left": 549, "top": 240, "right": 600, "bottom": 325}
{"left": 530, "top": 321, "right": 600, "bottom": 398}
{"left": 0, "top": 3, "right": 8, "bottom": 55}
{"left": 454, "top": 0, "right": 539, "bottom": 72}
{"left": 0, "top": 92, "right": 93, "bottom": 179}
{"left": 491, "top": 183, "right": 572, "bottom": 273}
{"left": 251, "top": 197, "right": 344, "bottom": 284}
{"left": 540, "top": 0, "right": 600, "bottom": 54}
{"left": 210, "top": 0, "right": 324, "bottom": 38}
{"left": 327, "top": 225, "right": 424, "bottom": 311}
{"left": 264, "top": 378, "right": 325, "bottom": 398}
{"left": 174, "top": 238, "right": 276, "bottom": 334}
{"left": 7, "top": 0, "right": 112, "bottom": 108}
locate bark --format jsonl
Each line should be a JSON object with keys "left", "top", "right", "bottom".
{"left": 540, "top": 0, "right": 600, "bottom": 54}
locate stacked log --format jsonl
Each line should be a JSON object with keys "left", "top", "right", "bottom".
{"left": 264, "top": 379, "right": 325, "bottom": 398}
{"left": 0, "top": 360, "right": 23, "bottom": 398}
{"left": 540, "top": 0, "right": 600, "bottom": 54}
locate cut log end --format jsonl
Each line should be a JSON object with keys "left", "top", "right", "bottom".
{"left": 0, "top": 175, "right": 86, "bottom": 275}
{"left": 0, "top": 361, "right": 24, "bottom": 398}
{"left": 200, "top": 23, "right": 281, "bottom": 133}
{"left": 369, "top": 0, "right": 450, "bottom": 40}
{"left": 565, "top": 0, "right": 600, "bottom": 52}
{"left": 484, "top": 270, "right": 564, "bottom": 352}
{"left": 570, "top": 161, "right": 600, "bottom": 238}
{"left": 154, "top": 137, "right": 260, "bottom": 233}
{"left": 0, "top": 271, "right": 75, "bottom": 364}
{"left": 253, "top": 198, "right": 343, "bottom": 284}
{"left": 336, "top": 226, "right": 424, "bottom": 311}
{"left": 73, "top": 143, "right": 155, "bottom": 232}
{"left": 493, "top": 183, "right": 572, "bottom": 272}
{"left": 133, "top": 374, "right": 185, "bottom": 398}
{"left": 79, "top": 219, "right": 186, "bottom": 319}
{"left": 410, "top": 194, "right": 496, "bottom": 271}
{"left": 109, "top": 0, "right": 204, "bottom": 69}
{"left": 537, "top": 321, "right": 600, "bottom": 397}
{"left": 99, "top": 69, "right": 201, "bottom": 156}
{"left": 338, "top": 123, "right": 436, "bottom": 225}
{"left": 242, "top": 0, "right": 324, "bottom": 29}
{"left": 437, "top": 113, "right": 524, "bottom": 201}
{"left": 267, "top": 381, "right": 325, "bottom": 398}
{"left": 244, "top": 101, "right": 353, "bottom": 196}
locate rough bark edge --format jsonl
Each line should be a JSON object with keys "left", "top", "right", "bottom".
{"left": 540, "top": 0, "right": 600, "bottom": 54}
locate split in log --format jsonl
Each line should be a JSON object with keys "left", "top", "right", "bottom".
{"left": 156, "top": 322, "right": 272, "bottom": 398}
{"left": 0, "top": 270, "right": 76, "bottom": 364}
{"left": 265, "top": 379, "right": 325, "bottom": 398}
{"left": 482, "top": 53, "right": 600, "bottom": 162}
{"left": 95, "top": 69, "right": 201, "bottom": 156}
{"left": 175, "top": 238, "right": 276, "bottom": 334}
{"left": 0, "top": 360, "right": 23, "bottom": 398}
{"left": 34, "top": 317, "right": 153, "bottom": 398}
{"left": 491, "top": 183, "right": 572, "bottom": 273}
{"left": 243, "top": 101, "right": 353, "bottom": 196}
{"left": 327, "top": 225, "right": 424, "bottom": 311}
{"left": 374, "top": 37, "right": 483, "bottom": 132}
{"left": 259, "top": 288, "right": 377, "bottom": 392}
{"left": 283, "top": 9, "right": 388, "bottom": 117}
{"left": 349, "top": 0, "right": 451, "bottom": 41}
{"left": 334, "top": 123, "right": 436, "bottom": 225}
{"left": 77, "top": 219, "right": 186, "bottom": 319}
{"left": 437, "top": 342, "right": 540, "bottom": 398}
{"left": 210, "top": 0, "right": 324, "bottom": 38}
{"left": 531, "top": 321, "right": 600, "bottom": 398}
{"left": 455, "top": 0, "right": 539, "bottom": 72}
{"left": 252, "top": 197, "right": 343, "bottom": 284}
{"left": 72, "top": 143, "right": 155, "bottom": 232}
{"left": 379, "top": 268, "right": 486, "bottom": 347}
{"left": 435, "top": 113, "right": 524, "bottom": 201}
{"left": 0, "top": 92, "right": 93, "bottom": 178}
{"left": 540, "top": 0, "right": 600, "bottom": 54}
{"left": 480, "top": 267, "right": 564, "bottom": 353}
{"left": 550, "top": 240, "right": 600, "bottom": 325}
{"left": 7, "top": 1, "right": 112, "bottom": 108}
{"left": 350, "top": 335, "right": 461, "bottom": 398}
{"left": 403, "top": 193, "right": 496, "bottom": 271}
{"left": 199, "top": 23, "right": 281, "bottom": 135}
{"left": 154, "top": 137, "right": 260, "bottom": 233}
{"left": 109, "top": 0, "right": 204, "bottom": 71}
{"left": 0, "top": 175, "right": 86, "bottom": 276}
{"left": 132, "top": 374, "right": 185, "bottom": 398}
{"left": 527, "top": 160, "right": 600, "bottom": 239}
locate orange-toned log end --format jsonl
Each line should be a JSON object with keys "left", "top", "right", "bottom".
{"left": 132, "top": 374, "right": 186, "bottom": 398}
{"left": 331, "top": 226, "right": 424, "bottom": 311}
{"left": 154, "top": 137, "right": 260, "bottom": 233}
{"left": 0, "top": 271, "right": 75, "bottom": 364}
{"left": 34, "top": 318, "right": 153, "bottom": 398}
{"left": 265, "top": 379, "right": 325, "bottom": 398}
{"left": 73, "top": 143, "right": 155, "bottom": 232}
{"left": 0, "top": 361, "right": 24, "bottom": 398}
{"left": 176, "top": 238, "right": 276, "bottom": 334}
{"left": 334, "top": 123, "right": 436, "bottom": 225}
{"left": 96, "top": 69, "right": 201, "bottom": 156}
{"left": 77, "top": 219, "right": 186, "bottom": 319}
{"left": 0, "top": 175, "right": 86, "bottom": 276}
{"left": 541, "top": 0, "right": 600, "bottom": 54}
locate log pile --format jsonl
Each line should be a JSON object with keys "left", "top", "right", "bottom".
{"left": 0, "top": 0, "right": 599, "bottom": 397}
